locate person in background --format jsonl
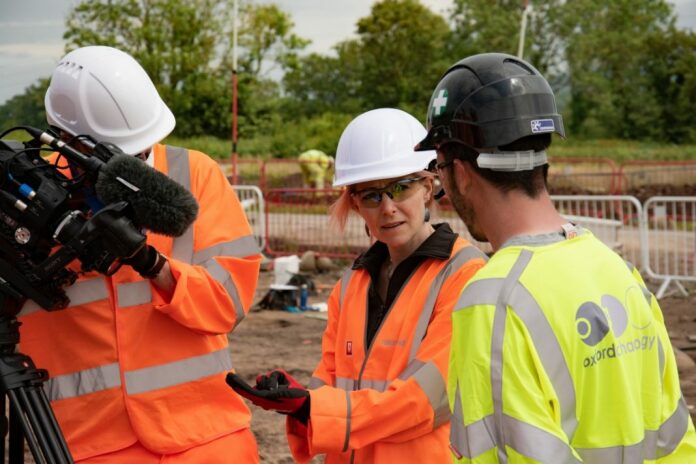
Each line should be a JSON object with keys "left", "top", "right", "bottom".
{"left": 299, "top": 148, "right": 334, "bottom": 189}
{"left": 19, "top": 45, "right": 262, "bottom": 463}
{"left": 417, "top": 52, "right": 696, "bottom": 463}
{"left": 227, "top": 108, "right": 487, "bottom": 463}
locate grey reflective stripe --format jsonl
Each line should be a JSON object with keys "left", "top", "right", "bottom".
{"left": 641, "top": 285, "right": 653, "bottom": 306}
{"left": 116, "top": 280, "right": 152, "bottom": 307}
{"left": 408, "top": 245, "right": 487, "bottom": 363}
{"left": 204, "top": 258, "right": 245, "bottom": 326}
{"left": 166, "top": 145, "right": 194, "bottom": 264}
{"left": 361, "top": 379, "right": 388, "bottom": 392}
{"left": 449, "top": 387, "right": 578, "bottom": 462}
{"left": 505, "top": 415, "right": 580, "bottom": 463}
{"left": 339, "top": 268, "right": 353, "bottom": 311}
{"left": 125, "top": 347, "right": 232, "bottom": 395}
{"left": 651, "top": 395, "right": 689, "bottom": 458}
{"left": 624, "top": 260, "right": 653, "bottom": 306}
{"left": 308, "top": 376, "right": 326, "bottom": 389}
{"left": 342, "top": 391, "right": 352, "bottom": 452}
{"left": 19, "top": 278, "right": 110, "bottom": 316}
{"left": 336, "top": 377, "right": 355, "bottom": 391}
{"left": 658, "top": 338, "right": 665, "bottom": 382}
{"left": 508, "top": 282, "right": 578, "bottom": 440}
{"left": 450, "top": 382, "right": 496, "bottom": 458}
{"left": 192, "top": 235, "right": 260, "bottom": 265}
{"left": 404, "top": 360, "right": 449, "bottom": 427}
{"left": 44, "top": 362, "right": 121, "bottom": 401}
{"left": 576, "top": 397, "right": 690, "bottom": 461}
{"left": 490, "top": 250, "right": 533, "bottom": 463}
{"left": 336, "top": 376, "right": 390, "bottom": 392}
{"left": 457, "top": 277, "right": 578, "bottom": 442}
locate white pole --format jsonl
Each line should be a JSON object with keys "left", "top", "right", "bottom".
{"left": 231, "top": 0, "right": 239, "bottom": 177}
{"left": 233, "top": 0, "right": 238, "bottom": 71}
{"left": 517, "top": 0, "right": 530, "bottom": 58}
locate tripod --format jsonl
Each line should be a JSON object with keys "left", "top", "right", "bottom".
{"left": 0, "top": 316, "right": 73, "bottom": 464}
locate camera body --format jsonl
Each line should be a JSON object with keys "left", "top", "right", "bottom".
{"left": 0, "top": 132, "right": 146, "bottom": 313}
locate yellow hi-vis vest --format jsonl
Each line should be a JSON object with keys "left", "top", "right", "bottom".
{"left": 448, "top": 231, "right": 696, "bottom": 463}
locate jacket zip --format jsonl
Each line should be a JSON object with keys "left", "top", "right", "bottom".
{"left": 349, "top": 265, "right": 421, "bottom": 463}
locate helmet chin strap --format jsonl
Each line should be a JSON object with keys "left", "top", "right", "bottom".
{"left": 476, "top": 150, "right": 548, "bottom": 172}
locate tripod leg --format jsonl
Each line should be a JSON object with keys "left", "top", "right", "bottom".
{"left": 9, "top": 392, "right": 40, "bottom": 464}
{"left": 1, "top": 394, "right": 5, "bottom": 462}
{"left": 8, "top": 400, "right": 29, "bottom": 464}
{"left": 35, "top": 388, "right": 71, "bottom": 459}
{"left": 9, "top": 388, "right": 73, "bottom": 464}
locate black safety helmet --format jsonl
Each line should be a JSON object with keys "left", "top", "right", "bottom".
{"left": 416, "top": 53, "right": 565, "bottom": 152}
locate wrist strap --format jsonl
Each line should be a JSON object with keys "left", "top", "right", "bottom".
{"left": 140, "top": 251, "right": 167, "bottom": 279}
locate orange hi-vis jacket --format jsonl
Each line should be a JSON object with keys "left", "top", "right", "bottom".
{"left": 287, "top": 235, "right": 487, "bottom": 463}
{"left": 18, "top": 144, "right": 262, "bottom": 460}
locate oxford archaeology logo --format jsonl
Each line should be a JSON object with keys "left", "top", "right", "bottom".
{"left": 575, "top": 290, "right": 656, "bottom": 368}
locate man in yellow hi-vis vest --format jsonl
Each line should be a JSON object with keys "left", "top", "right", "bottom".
{"left": 299, "top": 149, "right": 333, "bottom": 189}
{"left": 416, "top": 52, "right": 696, "bottom": 463}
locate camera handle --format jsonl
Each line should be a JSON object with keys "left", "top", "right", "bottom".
{"left": 0, "top": 316, "right": 73, "bottom": 464}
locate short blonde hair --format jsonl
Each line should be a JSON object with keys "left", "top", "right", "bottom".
{"left": 328, "top": 171, "right": 437, "bottom": 231}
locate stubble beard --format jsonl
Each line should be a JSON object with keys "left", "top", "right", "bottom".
{"left": 449, "top": 190, "right": 487, "bottom": 243}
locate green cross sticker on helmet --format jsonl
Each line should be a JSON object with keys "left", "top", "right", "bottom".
{"left": 431, "top": 89, "right": 448, "bottom": 116}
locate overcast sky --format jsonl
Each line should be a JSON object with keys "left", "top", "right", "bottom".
{"left": 1, "top": 0, "right": 695, "bottom": 105}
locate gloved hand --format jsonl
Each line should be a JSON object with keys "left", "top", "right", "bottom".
{"left": 122, "top": 244, "right": 167, "bottom": 278}
{"left": 226, "top": 369, "right": 308, "bottom": 414}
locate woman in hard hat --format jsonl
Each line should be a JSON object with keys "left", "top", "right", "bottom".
{"left": 227, "top": 108, "right": 487, "bottom": 463}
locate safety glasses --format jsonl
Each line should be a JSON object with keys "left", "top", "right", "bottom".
{"left": 351, "top": 177, "right": 424, "bottom": 208}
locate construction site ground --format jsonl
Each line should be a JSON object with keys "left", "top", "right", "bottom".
{"left": 230, "top": 268, "right": 696, "bottom": 463}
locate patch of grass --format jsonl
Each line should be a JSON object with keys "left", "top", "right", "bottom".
{"left": 549, "top": 139, "right": 696, "bottom": 162}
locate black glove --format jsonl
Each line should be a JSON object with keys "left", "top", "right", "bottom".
{"left": 226, "top": 369, "right": 309, "bottom": 417}
{"left": 123, "top": 245, "right": 167, "bottom": 278}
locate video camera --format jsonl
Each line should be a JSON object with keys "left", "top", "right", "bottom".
{"left": 0, "top": 126, "right": 197, "bottom": 314}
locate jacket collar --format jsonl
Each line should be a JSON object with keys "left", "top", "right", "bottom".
{"left": 352, "top": 222, "right": 457, "bottom": 272}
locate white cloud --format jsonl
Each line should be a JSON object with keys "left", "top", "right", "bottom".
{"left": 0, "top": 43, "right": 64, "bottom": 60}
{"left": 0, "top": 19, "right": 63, "bottom": 28}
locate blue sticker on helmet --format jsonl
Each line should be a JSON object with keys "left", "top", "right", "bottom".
{"left": 531, "top": 119, "right": 555, "bottom": 133}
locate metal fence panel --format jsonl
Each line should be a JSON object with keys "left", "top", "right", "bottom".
{"left": 232, "top": 185, "right": 266, "bottom": 251}
{"left": 259, "top": 187, "right": 695, "bottom": 300}
{"left": 443, "top": 195, "right": 644, "bottom": 265}
{"left": 643, "top": 196, "right": 696, "bottom": 298}
{"left": 549, "top": 195, "right": 644, "bottom": 268}
{"left": 264, "top": 188, "right": 366, "bottom": 258}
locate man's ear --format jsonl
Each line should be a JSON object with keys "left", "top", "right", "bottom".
{"left": 452, "top": 158, "right": 473, "bottom": 194}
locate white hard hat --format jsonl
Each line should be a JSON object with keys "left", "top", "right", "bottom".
{"left": 333, "top": 108, "right": 436, "bottom": 187}
{"left": 45, "top": 46, "right": 175, "bottom": 155}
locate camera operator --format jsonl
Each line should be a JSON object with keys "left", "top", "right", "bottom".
{"left": 17, "top": 46, "right": 262, "bottom": 463}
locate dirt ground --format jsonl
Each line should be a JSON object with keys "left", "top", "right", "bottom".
{"left": 230, "top": 268, "right": 696, "bottom": 463}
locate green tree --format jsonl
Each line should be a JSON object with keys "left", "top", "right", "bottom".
{"left": 232, "top": 2, "right": 309, "bottom": 77}
{"left": 282, "top": 40, "right": 364, "bottom": 117}
{"left": 355, "top": 0, "right": 452, "bottom": 115}
{"left": 64, "top": 0, "right": 227, "bottom": 137}
{"left": 63, "top": 0, "right": 307, "bottom": 141}
{"left": 450, "top": 0, "right": 566, "bottom": 89}
{"left": 0, "top": 79, "right": 50, "bottom": 132}
{"left": 560, "top": 0, "right": 676, "bottom": 139}
{"left": 642, "top": 28, "right": 696, "bottom": 143}
{"left": 283, "top": 0, "right": 452, "bottom": 121}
